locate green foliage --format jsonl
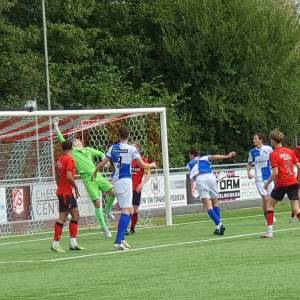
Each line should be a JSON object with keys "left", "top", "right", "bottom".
{"left": 0, "top": 0, "right": 299, "bottom": 165}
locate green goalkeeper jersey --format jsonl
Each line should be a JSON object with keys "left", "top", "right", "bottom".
{"left": 57, "top": 132, "right": 105, "bottom": 180}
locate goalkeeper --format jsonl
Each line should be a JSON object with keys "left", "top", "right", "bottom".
{"left": 53, "top": 118, "right": 115, "bottom": 238}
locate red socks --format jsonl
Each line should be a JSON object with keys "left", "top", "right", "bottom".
{"left": 266, "top": 211, "right": 274, "bottom": 226}
{"left": 69, "top": 220, "right": 78, "bottom": 238}
{"left": 54, "top": 222, "right": 63, "bottom": 241}
{"left": 131, "top": 213, "right": 138, "bottom": 231}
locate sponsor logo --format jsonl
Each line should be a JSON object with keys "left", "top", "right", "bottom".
{"left": 151, "top": 178, "right": 160, "bottom": 195}
{"left": 279, "top": 153, "right": 292, "bottom": 160}
{"left": 12, "top": 188, "right": 24, "bottom": 214}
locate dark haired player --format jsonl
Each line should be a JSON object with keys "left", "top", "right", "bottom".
{"left": 51, "top": 140, "right": 84, "bottom": 253}
{"left": 247, "top": 133, "right": 275, "bottom": 223}
{"left": 187, "top": 148, "right": 236, "bottom": 235}
{"left": 126, "top": 143, "right": 151, "bottom": 235}
{"left": 93, "top": 126, "right": 156, "bottom": 250}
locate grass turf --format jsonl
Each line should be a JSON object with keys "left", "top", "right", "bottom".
{"left": 0, "top": 203, "right": 299, "bottom": 300}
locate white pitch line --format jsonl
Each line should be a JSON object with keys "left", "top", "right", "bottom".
{"left": 0, "top": 227, "right": 298, "bottom": 265}
{"left": 0, "top": 207, "right": 291, "bottom": 240}
{"left": 0, "top": 211, "right": 293, "bottom": 247}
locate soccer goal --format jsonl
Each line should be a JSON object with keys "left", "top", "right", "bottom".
{"left": 0, "top": 108, "right": 172, "bottom": 236}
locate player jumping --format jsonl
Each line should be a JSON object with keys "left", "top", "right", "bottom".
{"left": 54, "top": 118, "right": 115, "bottom": 238}
{"left": 126, "top": 143, "right": 151, "bottom": 235}
{"left": 187, "top": 148, "right": 236, "bottom": 235}
{"left": 247, "top": 133, "right": 275, "bottom": 223}
{"left": 51, "top": 140, "right": 85, "bottom": 253}
{"left": 262, "top": 129, "right": 300, "bottom": 238}
{"left": 93, "top": 126, "right": 156, "bottom": 250}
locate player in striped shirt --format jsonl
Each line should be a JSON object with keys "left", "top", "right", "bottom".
{"left": 93, "top": 126, "right": 156, "bottom": 250}
{"left": 247, "top": 133, "right": 275, "bottom": 223}
{"left": 187, "top": 148, "right": 236, "bottom": 235}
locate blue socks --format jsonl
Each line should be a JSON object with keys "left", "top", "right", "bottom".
{"left": 115, "top": 213, "right": 131, "bottom": 244}
{"left": 207, "top": 209, "right": 220, "bottom": 225}
{"left": 213, "top": 206, "right": 221, "bottom": 219}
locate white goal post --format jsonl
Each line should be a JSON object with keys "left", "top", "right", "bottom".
{"left": 0, "top": 107, "right": 172, "bottom": 236}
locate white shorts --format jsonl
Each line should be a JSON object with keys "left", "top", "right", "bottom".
{"left": 113, "top": 178, "right": 133, "bottom": 209}
{"left": 255, "top": 180, "right": 274, "bottom": 197}
{"left": 195, "top": 173, "right": 219, "bottom": 200}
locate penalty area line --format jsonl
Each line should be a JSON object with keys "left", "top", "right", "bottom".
{"left": 0, "top": 227, "right": 299, "bottom": 265}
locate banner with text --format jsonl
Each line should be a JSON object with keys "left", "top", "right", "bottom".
{"left": 140, "top": 173, "right": 187, "bottom": 210}
{"left": 31, "top": 181, "right": 95, "bottom": 221}
{"left": 187, "top": 169, "right": 260, "bottom": 203}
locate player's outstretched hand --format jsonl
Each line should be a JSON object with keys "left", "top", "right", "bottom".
{"left": 150, "top": 162, "right": 156, "bottom": 169}
{"left": 229, "top": 151, "right": 236, "bottom": 158}
{"left": 53, "top": 117, "right": 59, "bottom": 129}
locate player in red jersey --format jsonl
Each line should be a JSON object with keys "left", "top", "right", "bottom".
{"left": 51, "top": 140, "right": 84, "bottom": 253}
{"left": 126, "top": 144, "right": 151, "bottom": 234}
{"left": 295, "top": 145, "right": 300, "bottom": 195}
{"left": 289, "top": 145, "right": 300, "bottom": 222}
{"left": 262, "top": 129, "right": 300, "bottom": 238}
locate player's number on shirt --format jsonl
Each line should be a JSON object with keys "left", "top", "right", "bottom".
{"left": 284, "top": 160, "right": 292, "bottom": 177}
{"left": 117, "top": 155, "right": 122, "bottom": 169}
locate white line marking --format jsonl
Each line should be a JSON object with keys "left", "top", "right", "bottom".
{"left": 0, "top": 227, "right": 298, "bottom": 265}
{"left": 0, "top": 206, "right": 289, "bottom": 239}
{"left": 0, "top": 211, "right": 293, "bottom": 247}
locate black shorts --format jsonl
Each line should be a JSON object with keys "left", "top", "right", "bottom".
{"left": 58, "top": 195, "right": 78, "bottom": 212}
{"left": 270, "top": 184, "right": 299, "bottom": 201}
{"left": 132, "top": 191, "right": 142, "bottom": 206}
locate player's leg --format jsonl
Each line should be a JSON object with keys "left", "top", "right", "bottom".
{"left": 93, "top": 197, "right": 112, "bottom": 238}
{"left": 211, "top": 198, "right": 221, "bottom": 219}
{"left": 114, "top": 179, "right": 133, "bottom": 250}
{"left": 262, "top": 186, "right": 283, "bottom": 238}
{"left": 104, "top": 189, "right": 116, "bottom": 221}
{"left": 289, "top": 184, "right": 299, "bottom": 223}
{"left": 202, "top": 198, "right": 224, "bottom": 235}
{"left": 83, "top": 179, "right": 110, "bottom": 237}
{"left": 68, "top": 197, "right": 85, "bottom": 250}
{"left": 51, "top": 195, "right": 68, "bottom": 253}
{"left": 130, "top": 192, "right": 142, "bottom": 234}
{"left": 288, "top": 184, "right": 300, "bottom": 223}
{"left": 95, "top": 174, "right": 116, "bottom": 221}
{"left": 211, "top": 197, "right": 225, "bottom": 235}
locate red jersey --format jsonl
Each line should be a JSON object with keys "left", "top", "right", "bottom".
{"left": 270, "top": 147, "right": 299, "bottom": 187}
{"left": 56, "top": 154, "right": 76, "bottom": 196}
{"left": 132, "top": 156, "right": 148, "bottom": 192}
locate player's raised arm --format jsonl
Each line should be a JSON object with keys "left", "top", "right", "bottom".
{"left": 137, "top": 158, "right": 156, "bottom": 170}
{"left": 88, "top": 147, "right": 106, "bottom": 160}
{"left": 53, "top": 117, "right": 65, "bottom": 143}
{"left": 209, "top": 151, "right": 236, "bottom": 161}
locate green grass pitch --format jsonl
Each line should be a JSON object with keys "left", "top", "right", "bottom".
{"left": 0, "top": 203, "right": 300, "bottom": 300}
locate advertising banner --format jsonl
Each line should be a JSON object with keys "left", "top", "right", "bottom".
{"left": 140, "top": 173, "right": 187, "bottom": 210}
{"left": 187, "top": 169, "right": 260, "bottom": 203}
{"left": 31, "top": 181, "right": 95, "bottom": 221}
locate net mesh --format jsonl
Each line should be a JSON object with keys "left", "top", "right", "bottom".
{"left": 0, "top": 112, "right": 162, "bottom": 236}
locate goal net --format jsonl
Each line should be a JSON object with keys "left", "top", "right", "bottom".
{"left": 0, "top": 108, "right": 171, "bottom": 236}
